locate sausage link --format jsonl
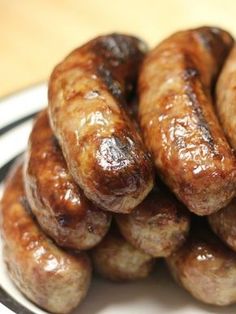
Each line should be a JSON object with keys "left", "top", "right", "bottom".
{"left": 216, "top": 44, "right": 236, "bottom": 150}
{"left": 116, "top": 187, "right": 190, "bottom": 257}
{"left": 91, "top": 224, "right": 155, "bottom": 281}
{"left": 48, "top": 34, "right": 154, "bottom": 213}
{"left": 0, "top": 161, "right": 91, "bottom": 314}
{"left": 208, "top": 198, "right": 236, "bottom": 252}
{"left": 24, "top": 110, "right": 111, "bottom": 250}
{"left": 138, "top": 27, "right": 236, "bottom": 215}
{"left": 166, "top": 219, "right": 236, "bottom": 306}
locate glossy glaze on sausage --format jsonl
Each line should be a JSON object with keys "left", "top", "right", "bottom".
{"left": 48, "top": 34, "right": 154, "bottom": 213}
{"left": 166, "top": 219, "right": 236, "bottom": 306}
{"left": 91, "top": 224, "right": 155, "bottom": 281}
{"left": 216, "top": 44, "right": 236, "bottom": 150}
{"left": 138, "top": 27, "right": 236, "bottom": 215}
{"left": 0, "top": 161, "right": 91, "bottom": 314}
{"left": 116, "top": 187, "right": 190, "bottom": 257}
{"left": 24, "top": 110, "right": 111, "bottom": 250}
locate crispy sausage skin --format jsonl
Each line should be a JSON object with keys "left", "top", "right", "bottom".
{"left": 166, "top": 219, "right": 236, "bottom": 306}
{"left": 216, "top": 44, "right": 236, "bottom": 150}
{"left": 48, "top": 34, "right": 154, "bottom": 213}
{"left": 208, "top": 198, "right": 236, "bottom": 252}
{"left": 91, "top": 224, "right": 155, "bottom": 281}
{"left": 138, "top": 27, "right": 236, "bottom": 215}
{"left": 24, "top": 110, "right": 111, "bottom": 250}
{"left": 0, "top": 161, "right": 91, "bottom": 314}
{"left": 116, "top": 187, "right": 190, "bottom": 257}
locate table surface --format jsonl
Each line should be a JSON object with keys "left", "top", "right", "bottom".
{"left": 1, "top": 0, "right": 236, "bottom": 97}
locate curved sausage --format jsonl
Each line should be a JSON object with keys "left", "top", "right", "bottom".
{"left": 91, "top": 224, "right": 155, "bottom": 281}
{"left": 48, "top": 34, "right": 154, "bottom": 214}
{"left": 24, "top": 110, "right": 111, "bottom": 250}
{"left": 166, "top": 219, "right": 236, "bottom": 306}
{"left": 116, "top": 187, "right": 190, "bottom": 257}
{"left": 216, "top": 44, "right": 236, "bottom": 150}
{"left": 0, "top": 161, "right": 91, "bottom": 314}
{"left": 208, "top": 198, "right": 236, "bottom": 252}
{"left": 138, "top": 26, "right": 236, "bottom": 215}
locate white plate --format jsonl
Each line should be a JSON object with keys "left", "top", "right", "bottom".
{"left": 0, "top": 83, "right": 236, "bottom": 314}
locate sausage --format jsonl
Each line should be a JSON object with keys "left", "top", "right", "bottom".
{"left": 91, "top": 224, "right": 155, "bottom": 281}
{"left": 216, "top": 44, "right": 236, "bottom": 150}
{"left": 166, "top": 219, "right": 236, "bottom": 306}
{"left": 24, "top": 110, "right": 111, "bottom": 250}
{"left": 138, "top": 26, "right": 236, "bottom": 215}
{"left": 208, "top": 198, "right": 236, "bottom": 252}
{"left": 48, "top": 34, "right": 154, "bottom": 214}
{"left": 0, "top": 160, "right": 91, "bottom": 314}
{"left": 116, "top": 187, "right": 190, "bottom": 257}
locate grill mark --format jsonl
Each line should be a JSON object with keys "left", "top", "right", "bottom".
{"left": 96, "top": 65, "right": 125, "bottom": 102}
{"left": 182, "top": 53, "right": 217, "bottom": 154}
{"left": 91, "top": 34, "right": 144, "bottom": 65}
{"left": 195, "top": 27, "right": 233, "bottom": 73}
{"left": 186, "top": 89, "right": 216, "bottom": 152}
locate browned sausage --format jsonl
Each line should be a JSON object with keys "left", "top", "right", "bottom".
{"left": 91, "top": 224, "right": 155, "bottom": 281}
{"left": 0, "top": 160, "right": 91, "bottom": 314}
{"left": 116, "top": 187, "right": 190, "bottom": 257}
{"left": 216, "top": 44, "right": 236, "bottom": 150}
{"left": 48, "top": 34, "right": 154, "bottom": 214}
{"left": 166, "top": 219, "right": 236, "bottom": 306}
{"left": 208, "top": 198, "right": 236, "bottom": 252}
{"left": 138, "top": 27, "right": 236, "bottom": 215}
{"left": 24, "top": 110, "right": 111, "bottom": 250}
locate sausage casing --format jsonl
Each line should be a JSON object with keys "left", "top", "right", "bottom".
{"left": 138, "top": 27, "right": 236, "bottom": 215}
{"left": 166, "top": 219, "right": 236, "bottom": 306}
{"left": 0, "top": 161, "right": 91, "bottom": 314}
{"left": 208, "top": 198, "right": 236, "bottom": 252}
{"left": 48, "top": 34, "right": 154, "bottom": 213}
{"left": 216, "top": 44, "right": 236, "bottom": 150}
{"left": 24, "top": 110, "right": 111, "bottom": 250}
{"left": 116, "top": 187, "right": 190, "bottom": 257}
{"left": 91, "top": 224, "right": 154, "bottom": 281}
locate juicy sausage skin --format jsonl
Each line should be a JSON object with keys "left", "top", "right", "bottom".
{"left": 0, "top": 161, "right": 91, "bottom": 314}
{"left": 166, "top": 219, "right": 236, "bottom": 306}
{"left": 48, "top": 34, "right": 154, "bottom": 213}
{"left": 24, "top": 110, "right": 111, "bottom": 250}
{"left": 216, "top": 44, "right": 236, "bottom": 150}
{"left": 91, "top": 224, "right": 154, "bottom": 281}
{"left": 138, "top": 27, "right": 236, "bottom": 215}
{"left": 116, "top": 187, "right": 190, "bottom": 257}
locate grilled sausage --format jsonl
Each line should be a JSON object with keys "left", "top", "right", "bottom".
{"left": 216, "top": 44, "right": 236, "bottom": 150}
{"left": 166, "top": 219, "right": 236, "bottom": 306}
{"left": 116, "top": 187, "right": 190, "bottom": 257}
{"left": 0, "top": 161, "right": 91, "bottom": 314}
{"left": 24, "top": 110, "right": 111, "bottom": 250}
{"left": 48, "top": 34, "right": 154, "bottom": 214}
{"left": 138, "top": 27, "right": 236, "bottom": 215}
{"left": 91, "top": 224, "right": 155, "bottom": 281}
{"left": 208, "top": 198, "right": 236, "bottom": 252}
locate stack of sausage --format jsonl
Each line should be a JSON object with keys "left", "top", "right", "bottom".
{"left": 2, "top": 26, "right": 236, "bottom": 313}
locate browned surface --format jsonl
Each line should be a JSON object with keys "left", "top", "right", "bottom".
{"left": 216, "top": 44, "right": 236, "bottom": 150}
{"left": 116, "top": 187, "right": 190, "bottom": 257}
{"left": 166, "top": 219, "right": 236, "bottom": 306}
{"left": 91, "top": 225, "right": 155, "bottom": 281}
{"left": 48, "top": 34, "right": 154, "bottom": 213}
{"left": 24, "top": 110, "right": 111, "bottom": 250}
{"left": 0, "top": 161, "right": 91, "bottom": 314}
{"left": 139, "top": 26, "right": 236, "bottom": 215}
{"left": 209, "top": 198, "right": 236, "bottom": 252}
